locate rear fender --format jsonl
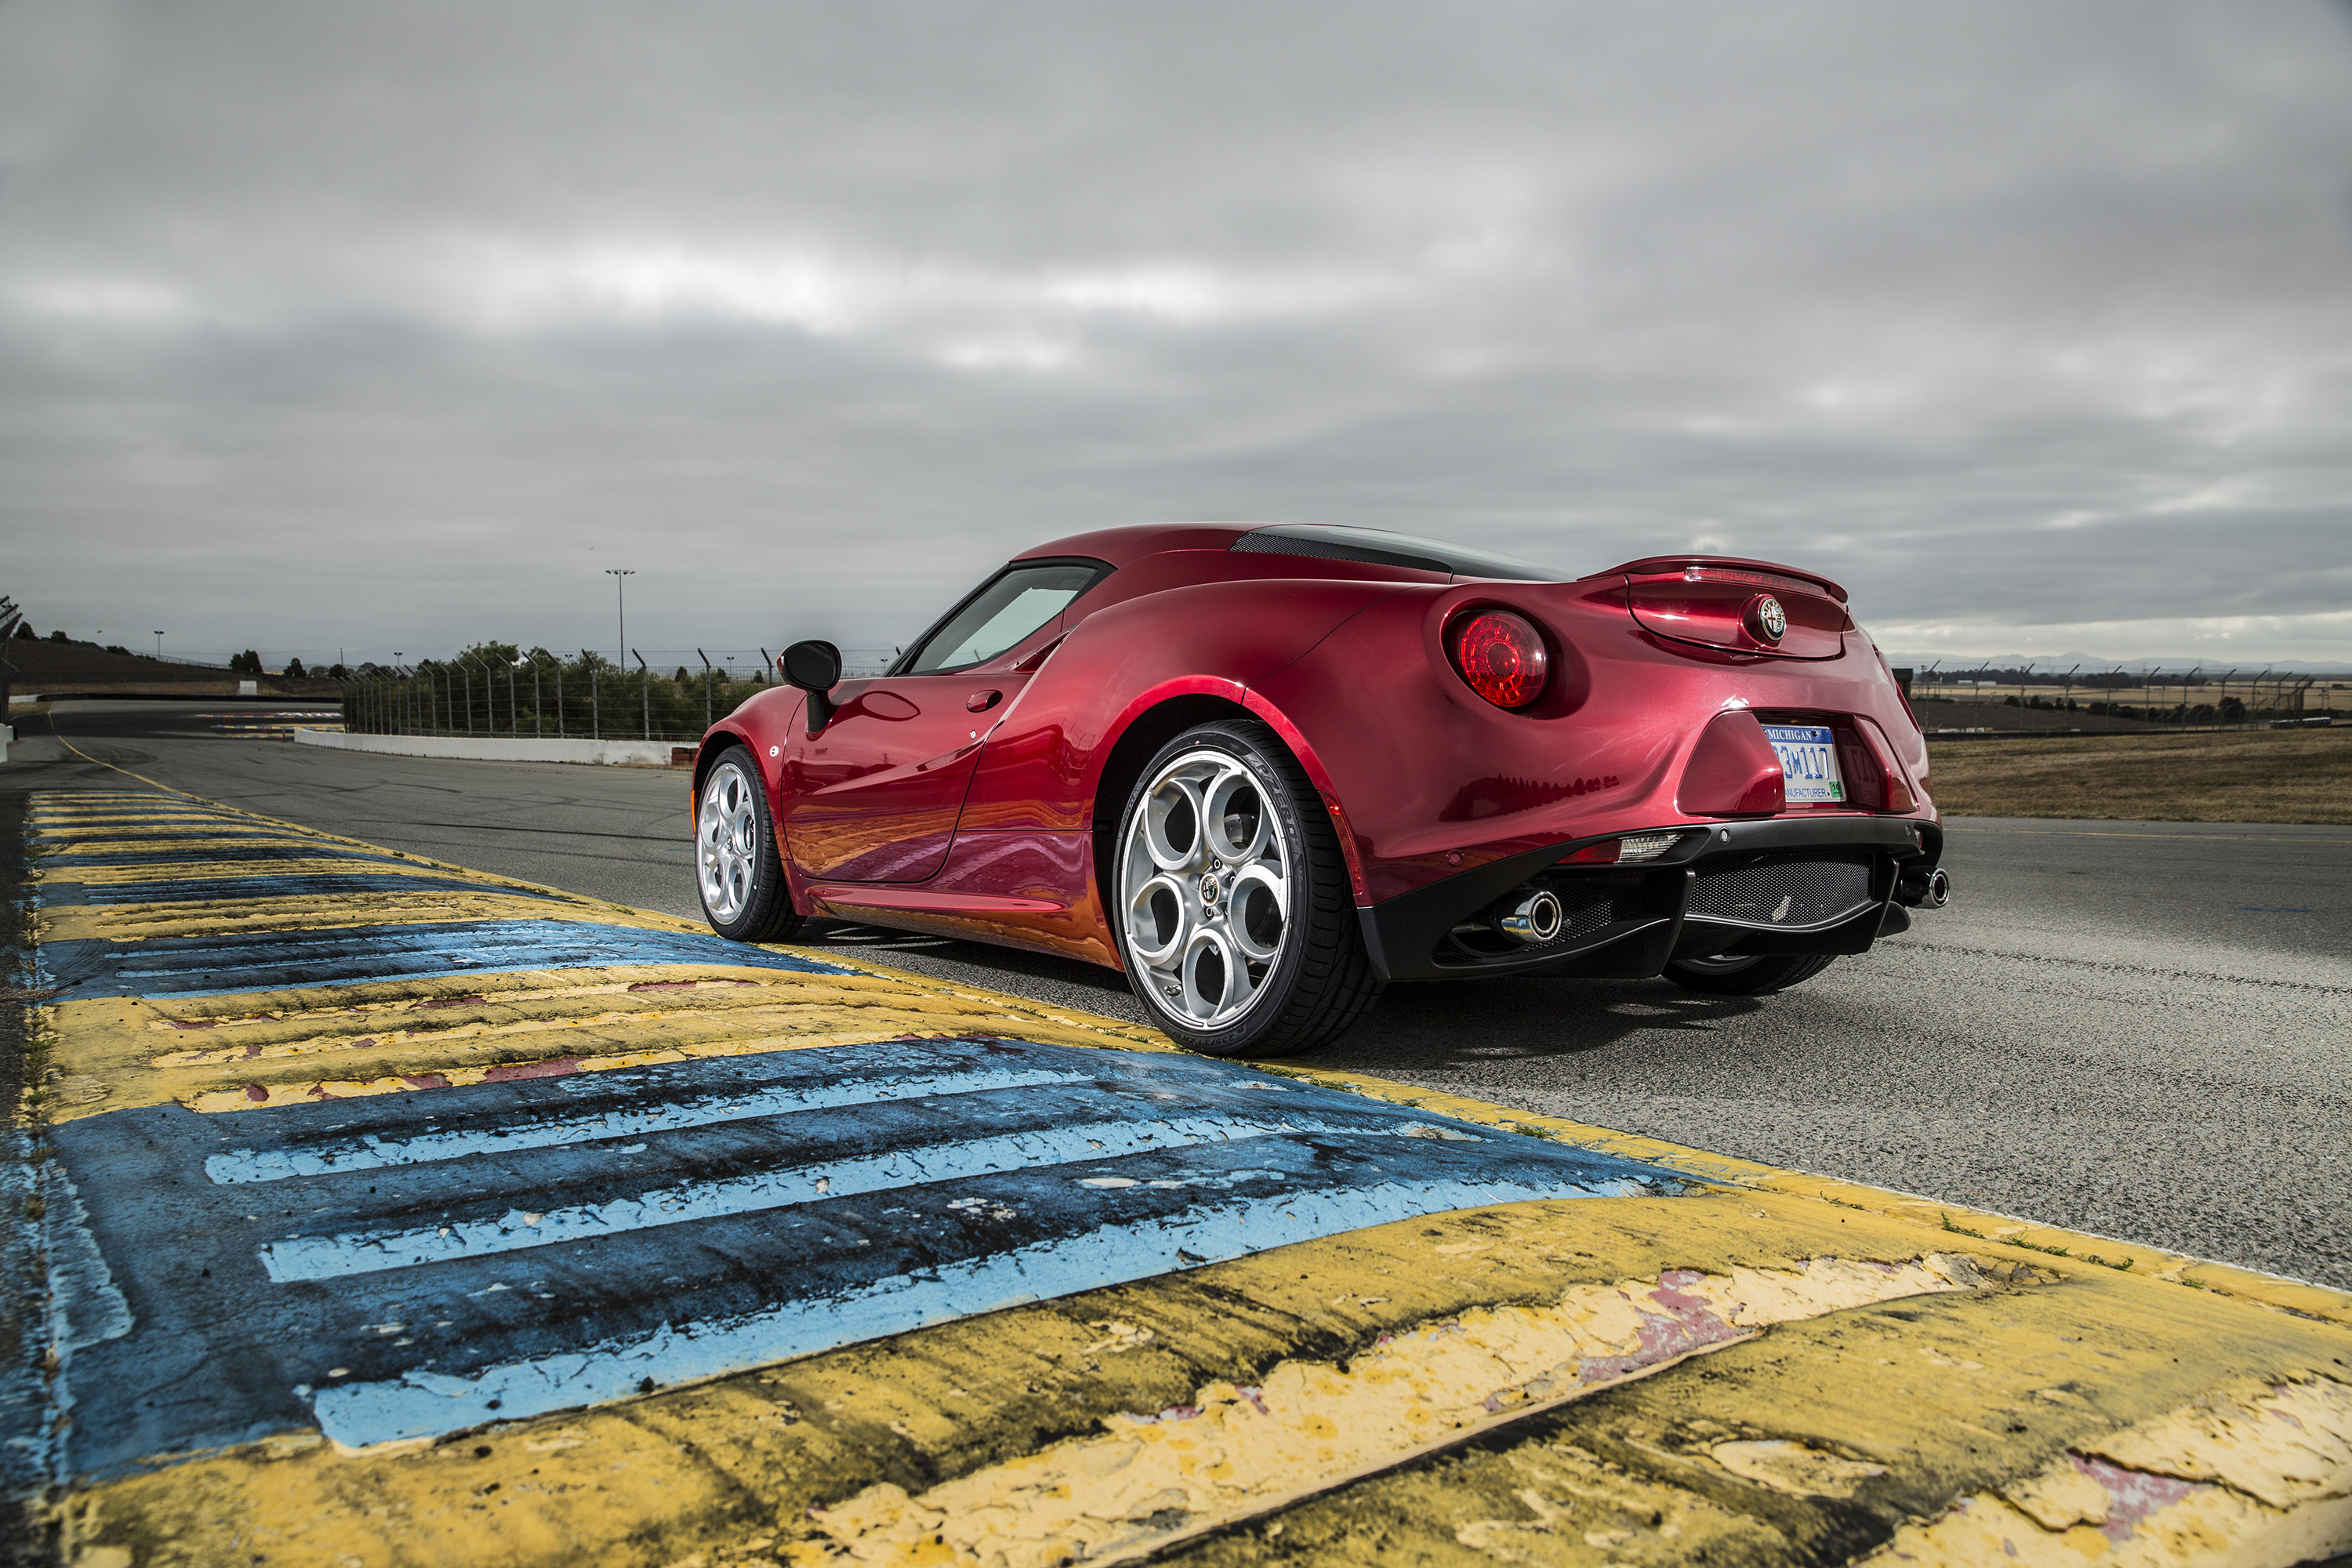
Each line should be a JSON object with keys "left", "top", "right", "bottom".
{"left": 958, "top": 578, "right": 1408, "bottom": 835}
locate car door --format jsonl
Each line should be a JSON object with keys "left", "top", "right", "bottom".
{"left": 781, "top": 557, "right": 1109, "bottom": 883}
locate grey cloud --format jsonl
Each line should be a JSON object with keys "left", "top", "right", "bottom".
{"left": 3, "top": 2, "right": 2349, "bottom": 665}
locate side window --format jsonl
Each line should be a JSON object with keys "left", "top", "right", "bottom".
{"left": 903, "top": 561, "right": 1109, "bottom": 674}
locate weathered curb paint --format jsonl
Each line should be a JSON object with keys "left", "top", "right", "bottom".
{"left": 12, "top": 782, "right": 2352, "bottom": 1566}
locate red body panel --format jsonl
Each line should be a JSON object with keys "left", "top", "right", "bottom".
{"left": 783, "top": 670, "right": 1033, "bottom": 882}
{"left": 695, "top": 523, "right": 1938, "bottom": 975}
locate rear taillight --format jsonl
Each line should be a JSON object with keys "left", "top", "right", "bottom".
{"left": 1449, "top": 610, "right": 1548, "bottom": 709}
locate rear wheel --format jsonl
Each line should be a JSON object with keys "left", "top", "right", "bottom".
{"left": 697, "top": 747, "right": 804, "bottom": 942}
{"left": 1116, "top": 720, "right": 1378, "bottom": 1057}
{"left": 1661, "top": 952, "right": 1835, "bottom": 996}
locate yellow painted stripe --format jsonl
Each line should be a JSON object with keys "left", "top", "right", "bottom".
{"left": 47, "top": 1189, "right": 2352, "bottom": 1568}
{"left": 34, "top": 888, "right": 640, "bottom": 944}
{"left": 29, "top": 826, "right": 333, "bottom": 845}
{"left": 39, "top": 964, "right": 1167, "bottom": 1121}
{"left": 41, "top": 858, "right": 494, "bottom": 887}
{"left": 1142, "top": 1258, "right": 2352, "bottom": 1568}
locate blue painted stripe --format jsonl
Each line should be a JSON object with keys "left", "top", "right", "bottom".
{"left": 206, "top": 1054, "right": 1098, "bottom": 1184}
{"left": 258, "top": 1108, "right": 1487, "bottom": 1280}
{"left": 51, "top": 1041, "right": 1682, "bottom": 1468}
{"left": 38, "top": 917, "right": 853, "bottom": 999}
{"left": 58, "top": 873, "right": 567, "bottom": 907}
{"left": 314, "top": 1150, "right": 1656, "bottom": 1446}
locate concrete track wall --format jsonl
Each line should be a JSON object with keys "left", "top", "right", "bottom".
{"left": 296, "top": 728, "right": 677, "bottom": 767}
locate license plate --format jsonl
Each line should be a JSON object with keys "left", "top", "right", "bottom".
{"left": 1764, "top": 724, "right": 1846, "bottom": 804}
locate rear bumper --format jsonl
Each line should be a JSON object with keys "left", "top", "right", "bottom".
{"left": 1358, "top": 815, "right": 1943, "bottom": 983}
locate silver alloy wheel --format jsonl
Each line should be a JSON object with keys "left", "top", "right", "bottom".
{"left": 697, "top": 759, "right": 762, "bottom": 923}
{"left": 1120, "top": 748, "right": 1290, "bottom": 1030}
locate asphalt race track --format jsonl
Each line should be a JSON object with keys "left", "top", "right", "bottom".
{"left": 15, "top": 699, "right": 2351, "bottom": 1294}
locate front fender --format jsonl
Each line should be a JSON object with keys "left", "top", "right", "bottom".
{"left": 691, "top": 686, "right": 809, "bottom": 898}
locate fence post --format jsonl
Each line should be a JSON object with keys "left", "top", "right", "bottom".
{"left": 532, "top": 657, "right": 543, "bottom": 739}
{"left": 699, "top": 648, "right": 713, "bottom": 732}
{"left": 557, "top": 660, "right": 566, "bottom": 739}
{"left": 633, "top": 649, "right": 649, "bottom": 740}
{"left": 585, "top": 652, "right": 599, "bottom": 740}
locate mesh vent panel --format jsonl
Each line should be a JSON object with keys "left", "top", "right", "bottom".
{"left": 1687, "top": 858, "right": 1872, "bottom": 929}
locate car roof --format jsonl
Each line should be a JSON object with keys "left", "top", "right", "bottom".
{"left": 1013, "top": 522, "right": 1561, "bottom": 583}
{"left": 1012, "top": 523, "right": 1254, "bottom": 568}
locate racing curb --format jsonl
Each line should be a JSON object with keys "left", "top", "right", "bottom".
{"left": 10, "top": 753, "right": 2352, "bottom": 1566}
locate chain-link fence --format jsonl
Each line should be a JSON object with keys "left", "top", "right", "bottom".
{"left": 336, "top": 646, "right": 898, "bottom": 742}
{"left": 1899, "top": 666, "right": 2344, "bottom": 734}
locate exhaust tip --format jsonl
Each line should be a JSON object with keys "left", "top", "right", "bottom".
{"left": 1498, "top": 888, "right": 1565, "bottom": 945}
{"left": 1896, "top": 866, "right": 1952, "bottom": 909}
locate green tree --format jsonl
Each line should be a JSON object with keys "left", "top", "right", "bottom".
{"left": 285, "top": 655, "right": 308, "bottom": 678}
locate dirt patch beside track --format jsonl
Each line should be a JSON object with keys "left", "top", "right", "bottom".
{"left": 1927, "top": 726, "right": 2352, "bottom": 822}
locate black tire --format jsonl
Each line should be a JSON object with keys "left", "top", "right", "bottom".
{"left": 1661, "top": 953, "right": 1836, "bottom": 996}
{"left": 1113, "top": 719, "right": 1380, "bottom": 1057}
{"left": 695, "top": 745, "right": 805, "bottom": 944}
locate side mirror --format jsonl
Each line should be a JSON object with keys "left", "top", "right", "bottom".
{"left": 781, "top": 639, "right": 843, "bottom": 730}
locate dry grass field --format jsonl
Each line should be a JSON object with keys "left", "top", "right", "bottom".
{"left": 1926, "top": 727, "right": 2352, "bottom": 823}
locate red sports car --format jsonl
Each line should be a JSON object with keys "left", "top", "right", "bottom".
{"left": 691, "top": 524, "right": 1949, "bottom": 1056}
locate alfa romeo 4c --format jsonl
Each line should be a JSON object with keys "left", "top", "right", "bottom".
{"left": 691, "top": 523, "right": 1949, "bottom": 1057}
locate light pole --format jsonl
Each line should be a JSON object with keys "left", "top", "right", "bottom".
{"left": 153, "top": 631, "right": 164, "bottom": 658}
{"left": 606, "top": 568, "right": 635, "bottom": 668}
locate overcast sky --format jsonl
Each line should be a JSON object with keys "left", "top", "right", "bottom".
{"left": 4, "top": 1, "right": 2349, "bottom": 670}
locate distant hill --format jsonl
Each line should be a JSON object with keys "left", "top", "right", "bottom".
{"left": 2, "top": 637, "right": 343, "bottom": 699}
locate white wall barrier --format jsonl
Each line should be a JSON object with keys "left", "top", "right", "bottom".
{"left": 296, "top": 729, "right": 683, "bottom": 768}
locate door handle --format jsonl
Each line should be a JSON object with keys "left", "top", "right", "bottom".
{"left": 965, "top": 689, "right": 1002, "bottom": 713}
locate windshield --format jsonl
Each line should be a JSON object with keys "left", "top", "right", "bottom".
{"left": 902, "top": 560, "right": 1111, "bottom": 673}
{"left": 1231, "top": 524, "right": 1557, "bottom": 582}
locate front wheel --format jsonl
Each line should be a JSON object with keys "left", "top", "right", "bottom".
{"left": 696, "top": 746, "right": 804, "bottom": 943}
{"left": 1115, "top": 720, "right": 1378, "bottom": 1057}
{"left": 1661, "top": 953, "right": 1835, "bottom": 996}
